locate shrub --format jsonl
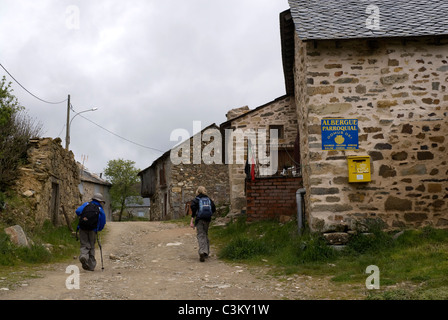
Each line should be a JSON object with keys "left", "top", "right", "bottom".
{"left": 295, "top": 234, "right": 337, "bottom": 263}
{"left": 0, "top": 76, "right": 42, "bottom": 191}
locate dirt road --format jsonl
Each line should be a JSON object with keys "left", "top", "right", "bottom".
{"left": 0, "top": 221, "right": 365, "bottom": 300}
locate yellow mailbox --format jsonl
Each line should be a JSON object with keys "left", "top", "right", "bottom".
{"left": 347, "top": 156, "right": 371, "bottom": 183}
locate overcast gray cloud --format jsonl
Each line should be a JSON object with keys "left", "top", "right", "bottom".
{"left": 0, "top": 0, "right": 289, "bottom": 174}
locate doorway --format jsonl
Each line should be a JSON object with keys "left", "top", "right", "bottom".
{"left": 50, "top": 182, "right": 60, "bottom": 226}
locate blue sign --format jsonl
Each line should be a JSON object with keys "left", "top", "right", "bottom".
{"left": 321, "top": 119, "right": 359, "bottom": 150}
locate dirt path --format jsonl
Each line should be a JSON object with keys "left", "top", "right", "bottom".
{"left": 0, "top": 221, "right": 365, "bottom": 300}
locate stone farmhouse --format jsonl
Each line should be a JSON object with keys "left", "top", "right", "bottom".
{"left": 12, "top": 138, "right": 81, "bottom": 229}
{"left": 284, "top": 0, "right": 448, "bottom": 239}
{"left": 221, "top": 95, "right": 302, "bottom": 221}
{"left": 138, "top": 123, "right": 229, "bottom": 221}
{"left": 139, "top": 1, "right": 447, "bottom": 235}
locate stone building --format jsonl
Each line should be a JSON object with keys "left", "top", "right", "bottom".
{"left": 139, "top": 123, "right": 229, "bottom": 221}
{"left": 78, "top": 164, "right": 112, "bottom": 221}
{"left": 220, "top": 95, "right": 301, "bottom": 217}
{"left": 283, "top": 0, "right": 448, "bottom": 237}
{"left": 12, "top": 138, "right": 81, "bottom": 229}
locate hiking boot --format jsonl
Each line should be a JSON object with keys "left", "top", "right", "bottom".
{"left": 79, "top": 255, "right": 90, "bottom": 270}
{"left": 199, "top": 253, "right": 206, "bottom": 262}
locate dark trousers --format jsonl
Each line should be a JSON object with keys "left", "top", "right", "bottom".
{"left": 79, "top": 229, "right": 97, "bottom": 271}
{"left": 196, "top": 219, "right": 210, "bottom": 256}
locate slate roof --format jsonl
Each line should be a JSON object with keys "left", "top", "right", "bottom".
{"left": 288, "top": 0, "right": 448, "bottom": 40}
{"left": 78, "top": 163, "right": 111, "bottom": 186}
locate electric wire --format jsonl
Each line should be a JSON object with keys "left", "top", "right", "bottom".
{"left": 0, "top": 62, "right": 163, "bottom": 153}
{"left": 0, "top": 62, "right": 68, "bottom": 105}
{"left": 70, "top": 105, "right": 164, "bottom": 153}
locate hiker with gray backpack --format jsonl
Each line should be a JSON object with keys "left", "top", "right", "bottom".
{"left": 76, "top": 193, "right": 107, "bottom": 271}
{"left": 190, "top": 186, "right": 216, "bottom": 262}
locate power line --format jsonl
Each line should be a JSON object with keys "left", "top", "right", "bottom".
{"left": 0, "top": 62, "right": 164, "bottom": 153}
{"left": 0, "top": 62, "right": 67, "bottom": 105}
{"left": 71, "top": 105, "right": 164, "bottom": 153}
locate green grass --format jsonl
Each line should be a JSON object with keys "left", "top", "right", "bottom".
{"left": 210, "top": 217, "right": 448, "bottom": 300}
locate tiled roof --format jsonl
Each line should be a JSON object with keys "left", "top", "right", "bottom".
{"left": 288, "top": 0, "right": 448, "bottom": 40}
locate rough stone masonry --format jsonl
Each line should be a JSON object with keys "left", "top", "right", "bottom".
{"left": 294, "top": 35, "right": 448, "bottom": 238}
{"left": 11, "top": 138, "right": 81, "bottom": 229}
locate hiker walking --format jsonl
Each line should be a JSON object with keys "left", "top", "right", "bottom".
{"left": 190, "top": 186, "right": 216, "bottom": 262}
{"left": 76, "top": 193, "right": 106, "bottom": 271}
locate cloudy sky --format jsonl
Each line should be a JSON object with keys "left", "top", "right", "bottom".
{"left": 0, "top": 0, "right": 290, "bottom": 176}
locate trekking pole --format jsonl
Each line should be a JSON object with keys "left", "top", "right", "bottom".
{"left": 97, "top": 232, "right": 104, "bottom": 272}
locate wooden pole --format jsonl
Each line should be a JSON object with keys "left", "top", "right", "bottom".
{"left": 65, "top": 94, "right": 71, "bottom": 150}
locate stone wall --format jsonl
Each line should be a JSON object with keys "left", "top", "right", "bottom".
{"left": 148, "top": 126, "right": 230, "bottom": 221}
{"left": 246, "top": 177, "right": 303, "bottom": 222}
{"left": 147, "top": 154, "right": 172, "bottom": 221}
{"left": 11, "top": 138, "right": 82, "bottom": 229}
{"left": 225, "top": 95, "right": 299, "bottom": 214}
{"left": 294, "top": 35, "right": 448, "bottom": 236}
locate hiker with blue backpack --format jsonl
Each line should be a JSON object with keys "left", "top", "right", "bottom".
{"left": 76, "top": 193, "right": 107, "bottom": 271}
{"left": 190, "top": 186, "right": 216, "bottom": 262}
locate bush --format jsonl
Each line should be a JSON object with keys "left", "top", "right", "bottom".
{"left": 294, "top": 234, "right": 337, "bottom": 263}
{"left": 0, "top": 76, "right": 42, "bottom": 191}
{"left": 213, "top": 218, "right": 337, "bottom": 264}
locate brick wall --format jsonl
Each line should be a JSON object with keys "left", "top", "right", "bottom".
{"left": 246, "top": 177, "right": 303, "bottom": 222}
{"left": 225, "top": 95, "right": 299, "bottom": 214}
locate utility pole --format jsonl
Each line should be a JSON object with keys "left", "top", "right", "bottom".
{"left": 65, "top": 94, "right": 71, "bottom": 150}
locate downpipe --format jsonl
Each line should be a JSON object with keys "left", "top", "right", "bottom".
{"left": 296, "top": 188, "right": 306, "bottom": 235}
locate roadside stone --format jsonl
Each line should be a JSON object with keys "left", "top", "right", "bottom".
{"left": 4, "top": 225, "right": 30, "bottom": 248}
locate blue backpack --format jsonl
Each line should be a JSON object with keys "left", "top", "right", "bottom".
{"left": 196, "top": 196, "right": 213, "bottom": 219}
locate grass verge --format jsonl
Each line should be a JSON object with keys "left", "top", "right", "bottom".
{"left": 0, "top": 220, "right": 80, "bottom": 289}
{"left": 210, "top": 217, "right": 448, "bottom": 300}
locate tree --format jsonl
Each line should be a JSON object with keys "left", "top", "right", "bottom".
{"left": 0, "top": 76, "right": 42, "bottom": 191}
{"left": 104, "top": 159, "right": 141, "bottom": 221}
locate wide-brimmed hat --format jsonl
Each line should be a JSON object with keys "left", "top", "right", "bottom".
{"left": 92, "top": 193, "right": 105, "bottom": 203}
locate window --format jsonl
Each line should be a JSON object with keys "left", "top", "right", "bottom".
{"left": 269, "top": 125, "right": 284, "bottom": 139}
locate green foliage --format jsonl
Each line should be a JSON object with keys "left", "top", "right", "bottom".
{"left": 0, "top": 220, "right": 78, "bottom": 266}
{"left": 211, "top": 218, "right": 448, "bottom": 299}
{"left": 104, "top": 159, "right": 141, "bottom": 221}
{"left": 0, "top": 76, "right": 42, "bottom": 191}
{"left": 212, "top": 218, "right": 336, "bottom": 264}
{"left": 219, "top": 236, "right": 269, "bottom": 260}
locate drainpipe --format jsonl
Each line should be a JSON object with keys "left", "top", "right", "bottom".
{"left": 296, "top": 188, "right": 306, "bottom": 235}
